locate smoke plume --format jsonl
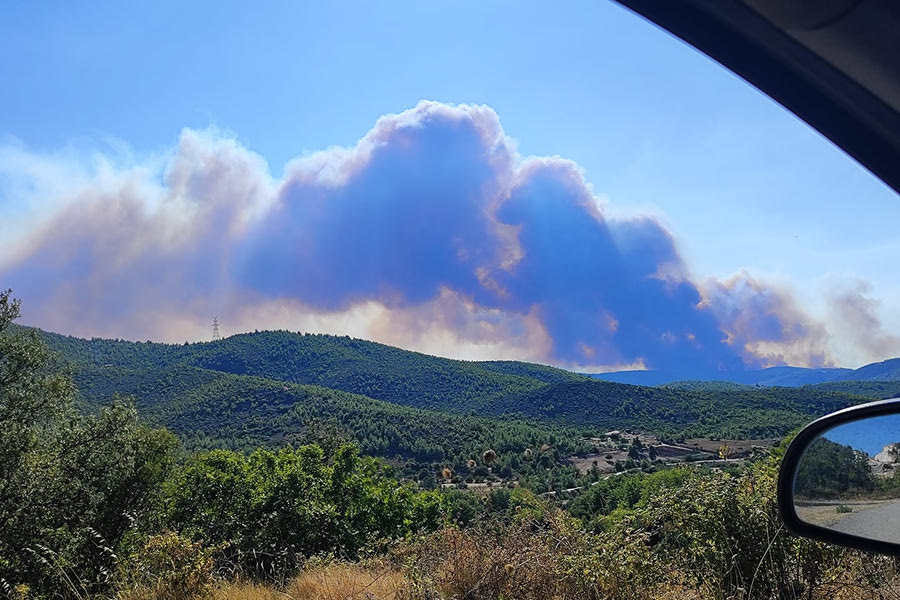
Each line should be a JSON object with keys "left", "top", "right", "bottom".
{"left": 0, "top": 101, "right": 856, "bottom": 370}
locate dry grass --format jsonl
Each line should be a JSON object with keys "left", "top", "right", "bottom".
{"left": 392, "top": 513, "right": 677, "bottom": 600}
{"left": 116, "top": 540, "right": 900, "bottom": 600}
{"left": 210, "top": 563, "right": 406, "bottom": 600}
{"left": 114, "top": 515, "right": 900, "bottom": 600}
{"left": 401, "top": 526, "right": 565, "bottom": 600}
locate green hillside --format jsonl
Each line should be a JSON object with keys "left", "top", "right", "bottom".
{"left": 37, "top": 328, "right": 587, "bottom": 413}
{"left": 23, "top": 325, "right": 884, "bottom": 446}
{"left": 805, "top": 379, "right": 900, "bottom": 399}
{"left": 72, "top": 363, "right": 587, "bottom": 467}
{"left": 661, "top": 380, "right": 757, "bottom": 392}
{"left": 497, "top": 379, "right": 863, "bottom": 439}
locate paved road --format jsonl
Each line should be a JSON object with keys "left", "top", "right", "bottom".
{"left": 830, "top": 499, "right": 900, "bottom": 543}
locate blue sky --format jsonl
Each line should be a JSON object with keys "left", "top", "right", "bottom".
{"left": 825, "top": 414, "right": 900, "bottom": 456}
{"left": 1, "top": 0, "right": 898, "bottom": 369}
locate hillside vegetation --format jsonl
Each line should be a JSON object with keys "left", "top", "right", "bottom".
{"left": 30, "top": 327, "right": 882, "bottom": 445}
{"left": 72, "top": 363, "right": 591, "bottom": 489}
{"left": 5, "top": 293, "right": 900, "bottom": 600}
{"left": 807, "top": 379, "right": 900, "bottom": 399}
{"left": 40, "top": 328, "right": 582, "bottom": 412}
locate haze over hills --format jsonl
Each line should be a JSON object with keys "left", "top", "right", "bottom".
{"left": 591, "top": 359, "right": 900, "bottom": 387}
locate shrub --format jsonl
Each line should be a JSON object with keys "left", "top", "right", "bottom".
{"left": 633, "top": 454, "right": 875, "bottom": 599}
{"left": 394, "top": 512, "right": 668, "bottom": 600}
{"left": 285, "top": 559, "right": 406, "bottom": 600}
{"left": 163, "top": 443, "right": 444, "bottom": 579}
{"left": 115, "top": 532, "right": 216, "bottom": 600}
{"left": 0, "top": 292, "right": 180, "bottom": 597}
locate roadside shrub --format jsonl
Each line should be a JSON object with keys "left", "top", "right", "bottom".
{"left": 634, "top": 455, "right": 871, "bottom": 600}
{"left": 207, "top": 560, "right": 407, "bottom": 600}
{"left": 397, "top": 521, "right": 563, "bottom": 600}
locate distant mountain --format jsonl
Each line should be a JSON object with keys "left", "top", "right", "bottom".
{"left": 589, "top": 360, "right": 900, "bottom": 387}
{"left": 835, "top": 358, "right": 900, "bottom": 382}
{"left": 734, "top": 366, "right": 851, "bottom": 387}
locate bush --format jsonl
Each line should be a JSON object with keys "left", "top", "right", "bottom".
{"left": 0, "top": 302, "right": 179, "bottom": 597}
{"left": 633, "top": 454, "right": 874, "bottom": 599}
{"left": 163, "top": 443, "right": 444, "bottom": 579}
{"left": 286, "top": 559, "right": 406, "bottom": 600}
{"left": 394, "top": 511, "right": 667, "bottom": 600}
{"left": 115, "top": 532, "right": 216, "bottom": 600}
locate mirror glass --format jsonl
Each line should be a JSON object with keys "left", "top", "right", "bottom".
{"left": 794, "top": 414, "right": 900, "bottom": 544}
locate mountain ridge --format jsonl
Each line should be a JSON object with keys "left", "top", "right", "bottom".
{"left": 20, "top": 323, "right": 899, "bottom": 389}
{"left": 12, "top": 325, "right": 887, "bottom": 442}
{"left": 590, "top": 360, "right": 900, "bottom": 387}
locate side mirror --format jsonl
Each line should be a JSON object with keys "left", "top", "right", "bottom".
{"left": 778, "top": 397, "right": 900, "bottom": 554}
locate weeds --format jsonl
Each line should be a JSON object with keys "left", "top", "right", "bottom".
{"left": 114, "top": 532, "right": 217, "bottom": 600}
{"left": 392, "top": 511, "right": 672, "bottom": 600}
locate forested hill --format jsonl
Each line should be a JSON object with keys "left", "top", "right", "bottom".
{"left": 36, "top": 328, "right": 587, "bottom": 413}
{"left": 498, "top": 379, "right": 861, "bottom": 439}
{"left": 666, "top": 379, "right": 900, "bottom": 401}
{"left": 21, "top": 326, "right": 884, "bottom": 441}
{"left": 70, "top": 363, "right": 589, "bottom": 467}
{"left": 843, "top": 358, "right": 900, "bottom": 382}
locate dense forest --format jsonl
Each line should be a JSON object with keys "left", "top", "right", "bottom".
{"left": 70, "top": 364, "right": 594, "bottom": 490}
{"left": 27, "top": 325, "right": 880, "bottom": 443}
